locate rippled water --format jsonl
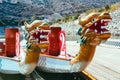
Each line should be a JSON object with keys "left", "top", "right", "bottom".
{"left": 0, "top": 68, "right": 91, "bottom": 80}
{"left": 0, "top": 73, "right": 25, "bottom": 80}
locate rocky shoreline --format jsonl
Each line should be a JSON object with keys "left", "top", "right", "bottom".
{"left": 109, "top": 8, "right": 120, "bottom": 38}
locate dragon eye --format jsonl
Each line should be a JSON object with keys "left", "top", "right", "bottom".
{"left": 34, "top": 27, "right": 37, "bottom": 30}
{"left": 91, "top": 18, "right": 97, "bottom": 23}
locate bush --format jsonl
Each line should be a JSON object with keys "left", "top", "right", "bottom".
{"left": 105, "top": 4, "right": 110, "bottom": 11}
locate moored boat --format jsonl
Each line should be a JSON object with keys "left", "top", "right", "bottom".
{"left": 36, "top": 12, "right": 112, "bottom": 73}
{"left": 0, "top": 12, "right": 112, "bottom": 76}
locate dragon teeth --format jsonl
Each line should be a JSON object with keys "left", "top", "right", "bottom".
{"left": 102, "top": 19, "right": 112, "bottom": 22}
{"left": 101, "top": 26, "right": 106, "bottom": 29}
{"left": 101, "top": 31, "right": 110, "bottom": 34}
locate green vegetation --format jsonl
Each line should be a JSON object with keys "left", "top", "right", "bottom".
{"left": 86, "top": 2, "right": 120, "bottom": 14}
{"left": 105, "top": 5, "right": 110, "bottom": 10}
{"left": 53, "top": 13, "right": 80, "bottom": 24}
{"left": 54, "top": 2, "right": 120, "bottom": 24}
{"left": 1, "top": 2, "right": 120, "bottom": 26}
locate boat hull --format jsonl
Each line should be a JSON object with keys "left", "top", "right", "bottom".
{"left": 37, "top": 54, "right": 84, "bottom": 73}
{"left": 0, "top": 56, "right": 20, "bottom": 74}
{"left": 0, "top": 54, "right": 83, "bottom": 74}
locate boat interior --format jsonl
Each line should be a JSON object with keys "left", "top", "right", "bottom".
{"left": 0, "top": 27, "right": 75, "bottom": 62}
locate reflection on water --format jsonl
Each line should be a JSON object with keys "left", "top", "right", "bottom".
{"left": 31, "top": 68, "right": 91, "bottom": 80}
{"left": 0, "top": 73, "right": 26, "bottom": 80}
{"left": 0, "top": 68, "right": 91, "bottom": 80}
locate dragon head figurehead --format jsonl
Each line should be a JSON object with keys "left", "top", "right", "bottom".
{"left": 70, "top": 12, "right": 112, "bottom": 66}
{"left": 78, "top": 12, "right": 112, "bottom": 45}
{"left": 23, "top": 20, "right": 50, "bottom": 33}
{"left": 21, "top": 20, "right": 50, "bottom": 51}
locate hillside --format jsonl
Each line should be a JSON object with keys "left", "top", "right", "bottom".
{"left": 0, "top": 2, "right": 53, "bottom": 26}
{"left": 0, "top": 0, "right": 120, "bottom": 26}
{"left": 52, "top": 7, "right": 120, "bottom": 40}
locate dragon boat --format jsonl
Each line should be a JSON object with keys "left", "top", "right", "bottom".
{"left": 0, "top": 12, "right": 112, "bottom": 75}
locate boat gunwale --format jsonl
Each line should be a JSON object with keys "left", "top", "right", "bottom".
{"left": 40, "top": 54, "right": 71, "bottom": 61}
{"left": 0, "top": 55, "right": 20, "bottom": 62}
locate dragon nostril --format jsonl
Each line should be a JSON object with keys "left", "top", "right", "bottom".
{"left": 95, "top": 23, "right": 97, "bottom": 26}
{"left": 101, "top": 19, "right": 103, "bottom": 23}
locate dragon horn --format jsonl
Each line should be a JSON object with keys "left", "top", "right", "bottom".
{"left": 24, "top": 22, "right": 28, "bottom": 27}
{"left": 78, "top": 16, "right": 85, "bottom": 27}
{"left": 24, "top": 22, "right": 29, "bottom": 31}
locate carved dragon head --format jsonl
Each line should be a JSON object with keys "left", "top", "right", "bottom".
{"left": 24, "top": 20, "right": 50, "bottom": 33}
{"left": 78, "top": 12, "right": 112, "bottom": 45}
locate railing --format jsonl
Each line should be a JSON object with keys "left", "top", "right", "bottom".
{"left": 100, "top": 39, "right": 120, "bottom": 48}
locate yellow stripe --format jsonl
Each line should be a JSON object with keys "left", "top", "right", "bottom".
{"left": 82, "top": 70, "right": 97, "bottom": 80}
